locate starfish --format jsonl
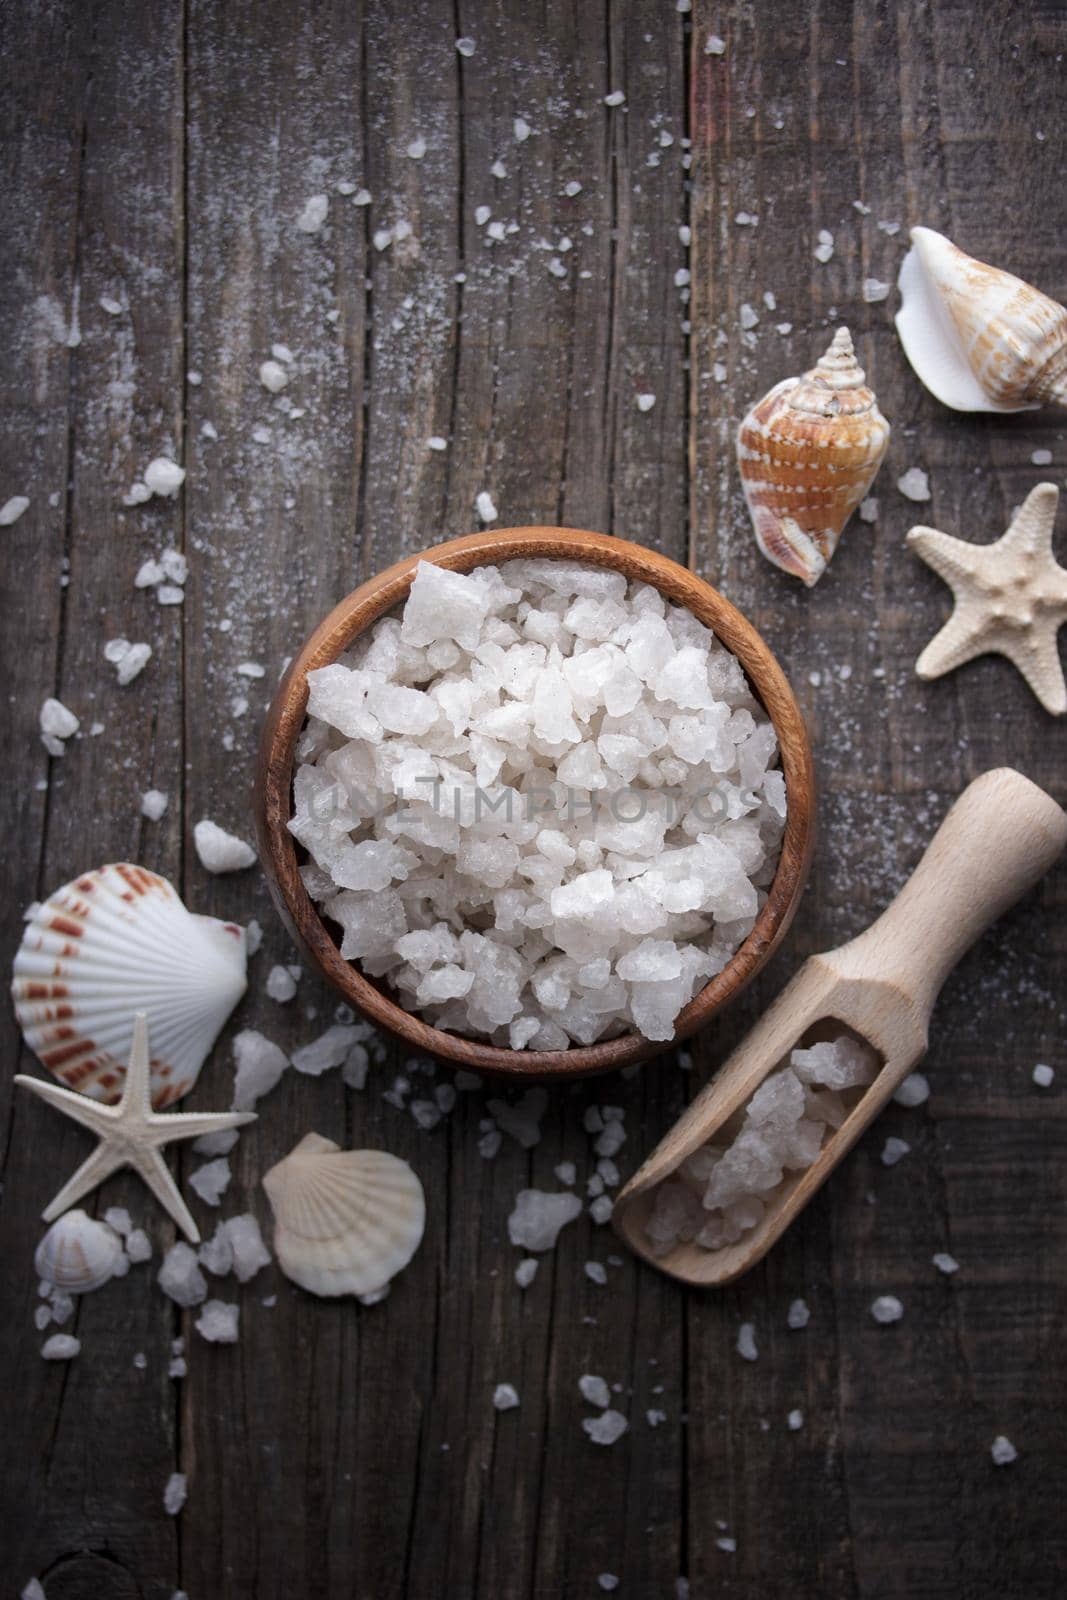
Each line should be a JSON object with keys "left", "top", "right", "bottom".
{"left": 907, "top": 482, "right": 1067, "bottom": 715}
{"left": 15, "top": 1013, "right": 255, "bottom": 1243}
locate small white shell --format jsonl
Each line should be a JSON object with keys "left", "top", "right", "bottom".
{"left": 262, "top": 1132, "right": 425, "bottom": 1299}
{"left": 896, "top": 226, "right": 1067, "bottom": 413}
{"left": 12, "top": 863, "right": 247, "bottom": 1108}
{"left": 34, "top": 1209, "right": 124, "bottom": 1293}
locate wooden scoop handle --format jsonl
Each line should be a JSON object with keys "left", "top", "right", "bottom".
{"left": 825, "top": 768, "right": 1067, "bottom": 1022}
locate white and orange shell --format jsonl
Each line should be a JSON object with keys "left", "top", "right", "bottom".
{"left": 896, "top": 227, "right": 1067, "bottom": 413}
{"left": 34, "top": 1208, "right": 124, "bottom": 1293}
{"left": 12, "top": 863, "right": 247, "bottom": 1108}
{"left": 263, "top": 1132, "right": 425, "bottom": 1300}
{"left": 736, "top": 327, "right": 890, "bottom": 586}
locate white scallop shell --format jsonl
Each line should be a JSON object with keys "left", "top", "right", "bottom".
{"left": 12, "top": 863, "right": 247, "bottom": 1108}
{"left": 34, "top": 1208, "right": 124, "bottom": 1293}
{"left": 896, "top": 226, "right": 1067, "bottom": 413}
{"left": 262, "top": 1132, "right": 425, "bottom": 1299}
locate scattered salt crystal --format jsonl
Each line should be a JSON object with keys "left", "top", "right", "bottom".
{"left": 646, "top": 1408, "right": 667, "bottom": 1426}
{"left": 21, "top": 1582, "right": 46, "bottom": 1600}
{"left": 259, "top": 359, "right": 289, "bottom": 393}
{"left": 406, "top": 136, "right": 427, "bottom": 160}
{"left": 636, "top": 391, "right": 656, "bottom": 411}
{"left": 40, "top": 697, "right": 79, "bottom": 744}
{"left": 296, "top": 194, "right": 329, "bottom": 233}
{"left": 870, "top": 1294, "right": 904, "bottom": 1324}
{"left": 352, "top": 188, "right": 372, "bottom": 206}
{"left": 739, "top": 302, "right": 759, "bottom": 329}
{"left": 590, "top": 1196, "right": 613, "bottom": 1225}
{"left": 582, "top": 1409, "right": 628, "bottom": 1445}
{"left": 157, "top": 584, "right": 185, "bottom": 606}
{"left": 124, "top": 481, "right": 152, "bottom": 506}
{"left": 245, "top": 919, "right": 263, "bottom": 956}
{"left": 604, "top": 90, "right": 625, "bottom": 106}
{"left": 736, "top": 1322, "right": 758, "bottom": 1361}
{"left": 598, "top": 1578, "right": 619, "bottom": 1593}
{"left": 195, "top": 1300, "right": 239, "bottom": 1343}
{"left": 266, "top": 964, "right": 298, "bottom": 1003}
{"left": 585, "top": 1261, "right": 608, "bottom": 1286}
{"left": 862, "top": 278, "right": 891, "bottom": 303}
{"left": 456, "top": 36, "right": 476, "bottom": 55}
{"left": 716, "top": 1536, "right": 737, "bottom": 1553}
{"left": 144, "top": 458, "right": 185, "bottom": 497}
{"left": 705, "top": 32, "right": 726, "bottom": 53}
{"left": 1032, "top": 1063, "right": 1054, "bottom": 1088}
{"left": 33, "top": 1305, "right": 52, "bottom": 1331}
{"left": 515, "top": 1258, "right": 538, "bottom": 1288}
{"left": 493, "top": 1383, "right": 519, "bottom": 1411}
{"left": 478, "top": 1129, "right": 502, "bottom": 1159}
{"left": 813, "top": 229, "right": 834, "bottom": 263}
{"left": 513, "top": 117, "right": 531, "bottom": 142}
{"left": 225, "top": 1214, "right": 271, "bottom": 1281}
{"left": 932, "top": 1252, "right": 959, "bottom": 1275}
{"left": 104, "top": 1206, "right": 132, "bottom": 1237}
{"left": 104, "top": 639, "right": 152, "bottom": 685}
{"left": 0, "top": 495, "right": 29, "bottom": 525}
{"left": 787, "top": 1298, "right": 810, "bottom": 1329}
{"left": 877, "top": 220, "right": 901, "bottom": 236}
{"left": 41, "top": 1334, "right": 80, "bottom": 1361}
{"left": 232, "top": 1029, "right": 288, "bottom": 1109}
{"left": 475, "top": 490, "right": 498, "bottom": 523}
{"left": 135, "top": 558, "right": 164, "bottom": 588}
{"left": 1031, "top": 449, "right": 1052, "bottom": 466}
{"left": 487, "top": 1088, "right": 547, "bottom": 1148}
{"left": 507, "top": 1189, "right": 583, "bottom": 1251}
{"left": 193, "top": 818, "right": 256, "bottom": 873}
{"left": 292, "top": 1023, "right": 363, "bottom": 1077}
{"left": 859, "top": 497, "right": 879, "bottom": 523}
{"left": 991, "top": 1435, "right": 1018, "bottom": 1465}
{"left": 163, "top": 1472, "right": 187, "bottom": 1515}
{"left": 489, "top": 160, "right": 506, "bottom": 179}
{"left": 373, "top": 227, "right": 393, "bottom": 252}
{"left": 881, "top": 1136, "right": 911, "bottom": 1167}
{"left": 158, "top": 1243, "right": 208, "bottom": 1307}
{"left": 427, "top": 436, "right": 448, "bottom": 452}
{"left": 125, "top": 1229, "right": 152, "bottom": 1264}
{"left": 787, "top": 1408, "right": 804, "bottom": 1431}
{"left": 141, "top": 789, "right": 168, "bottom": 821}
{"left": 897, "top": 467, "right": 931, "bottom": 502}
{"left": 100, "top": 294, "right": 123, "bottom": 314}
{"left": 189, "top": 1158, "right": 231, "bottom": 1207}
{"left": 555, "top": 1161, "right": 577, "bottom": 1185}
{"left": 579, "top": 1374, "right": 611, "bottom": 1408}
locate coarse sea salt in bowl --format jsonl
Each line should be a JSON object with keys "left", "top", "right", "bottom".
{"left": 256, "top": 527, "right": 814, "bottom": 1080}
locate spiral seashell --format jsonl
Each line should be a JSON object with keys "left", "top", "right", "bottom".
{"left": 736, "top": 327, "right": 890, "bottom": 586}
{"left": 34, "top": 1209, "right": 124, "bottom": 1293}
{"left": 12, "top": 863, "right": 247, "bottom": 1108}
{"left": 895, "top": 226, "right": 1067, "bottom": 413}
{"left": 262, "top": 1132, "right": 425, "bottom": 1299}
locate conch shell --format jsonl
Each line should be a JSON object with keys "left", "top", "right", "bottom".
{"left": 895, "top": 226, "right": 1067, "bottom": 412}
{"left": 262, "top": 1132, "right": 425, "bottom": 1300}
{"left": 34, "top": 1209, "right": 124, "bottom": 1293}
{"left": 736, "top": 327, "right": 890, "bottom": 586}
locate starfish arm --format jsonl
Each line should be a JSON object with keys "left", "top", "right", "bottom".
{"left": 906, "top": 525, "right": 984, "bottom": 590}
{"left": 1005, "top": 482, "right": 1060, "bottom": 560}
{"left": 130, "top": 1147, "right": 201, "bottom": 1243}
{"left": 120, "top": 1013, "right": 156, "bottom": 1119}
{"left": 145, "top": 1109, "right": 257, "bottom": 1147}
{"left": 41, "top": 1142, "right": 126, "bottom": 1222}
{"left": 15, "top": 1074, "right": 119, "bottom": 1136}
{"left": 995, "top": 624, "right": 1067, "bottom": 715}
{"left": 914, "top": 609, "right": 990, "bottom": 680}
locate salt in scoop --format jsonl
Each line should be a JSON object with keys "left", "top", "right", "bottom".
{"left": 614, "top": 769, "right": 1067, "bottom": 1285}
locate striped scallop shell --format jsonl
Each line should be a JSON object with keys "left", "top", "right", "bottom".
{"left": 896, "top": 226, "right": 1067, "bottom": 413}
{"left": 34, "top": 1208, "right": 124, "bottom": 1293}
{"left": 262, "top": 1132, "right": 426, "bottom": 1299}
{"left": 12, "top": 863, "right": 247, "bottom": 1108}
{"left": 737, "top": 327, "right": 890, "bottom": 586}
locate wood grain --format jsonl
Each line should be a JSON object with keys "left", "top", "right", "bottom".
{"left": 1, "top": 1, "right": 1065, "bottom": 1597}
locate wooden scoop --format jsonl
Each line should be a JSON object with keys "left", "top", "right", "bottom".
{"left": 614, "top": 768, "right": 1067, "bottom": 1287}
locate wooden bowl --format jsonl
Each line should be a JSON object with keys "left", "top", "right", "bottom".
{"left": 255, "top": 527, "right": 815, "bottom": 1079}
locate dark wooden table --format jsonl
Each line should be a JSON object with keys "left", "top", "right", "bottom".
{"left": 3, "top": 2, "right": 1065, "bottom": 1596}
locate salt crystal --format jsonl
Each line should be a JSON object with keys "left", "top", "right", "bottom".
{"left": 554, "top": 1161, "right": 577, "bottom": 1185}
{"left": 813, "top": 229, "right": 834, "bottom": 263}
{"left": 266, "top": 964, "right": 298, "bottom": 1003}
{"left": 135, "top": 558, "right": 164, "bottom": 587}
{"left": 881, "top": 1136, "right": 911, "bottom": 1167}
{"left": 991, "top": 1435, "right": 1018, "bottom": 1465}
{"left": 590, "top": 1195, "right": 613, "bottom": 1224}
{"left": 487, "top": 1088, "right": 547, "bottom": 1148}
{"left": 635, "top": 392, "right": 656, "bottom": 412}
{"left": 427, "top": 435, "right": 448, "bottom": 451}
{"left": 195, "top": 1299, "right": 239, "bottom": 1343}
{"left": 475, "top": 490, "right": 498, "bottom": 523}
{"left": 144, "top": 458, "right": 185, "bottom": 497}
{"left": 585, "top": 1261, "right": 608, "bottom": 1286}
{"left": 297, "top": 194, "right": 329, "bottom": 233}
{"left": 1032, "top": 1063, "right": 1054, "bottom": 1088}
{"left": 0, "top": 494, "right": 29, "bottom": 525}
{"left": 225, "top": 1214, "right": 271, "bottom": 1281}
{"left": 604, "top": 90, "right": 625, "bottom": 106}
{"left": 292, "top": 1023, "right": 362, "bottom": 1077}
{"left": 245, "top": 919, "right": 263, "bottom": 955}
{"left": 736, "top": 1322, "right": 758, "bottom": 1361}
{"left": 716, "top": 1536, "right": 737, "bottom": 1553}
{"left": 579, "top": 1374, "right": 611, "bottom": 1408}
{"left": 193, "top": 818, "right": 256, "bottom": 873}
{"left": 406, "top": 136, "right": 427, "bottom": 160}
{"left": 739, "top": 302, "right": 759, "bottom": 330}
{"left": 157, "top": 584, "right": 185, "bottom": 606}
{"left": 897, "top": 467, "right": 931, "bottom": 502}
{"left": 232, "top": 1029, "right": 288, "bottom": 1109}
{"left": 34, "top": 1305, "right": 52, "bottom": 1331}
{"left": 870, "top": 1294, "right": 904, "bottom": 1324}
{"left": 787, "top": 1408, "right": 804, "bottom": 1431}
{"left": 493, "top": 1383, "right": 519, "bottom": 1410}
{"left": 125, "top": 1229, "right": 152, "bottom": 1264}
{"left": 513, "top": 117, "right": 531, "bottom": 142}
{"left": 40, "top": 697, "right": 79, "bottom": 742}
{"left": 705, "top": 32, "right": 726, "bottom": 53}
{"left": 515, "top": 1258, "right": 538, "bottom": 1288}
{"left": 598, "top": 1578, "right": 619, "bottom": 1593}
{"left": 103, "top": 1206, "right": 132, "bottom": 1237}
{"left": 164, "top": 1472, "right": 187, "bottom": 1515}
{"left": 259, "top": 359, "right": 289, "bottom": 393}
{"left": 787, "top": 1298, "right": 810, "bottom": 1329}
{"left": 21, "top": 1582, "right": 46, "bottom": 1600}
{"left": 41, "top": 1334, "right": 80, "bottom": 1361}
{"left": 158, "top": 1243, "right": 208, "bottom": 1307}
{"left": 189, "top": 1158, "right": 231, "bottom": 1207}
{"left": 456, "top": 36, "right": 476, "bottom": 55}
{"left": 582, "top": 1409, "right": 628, "bottom": 1445}
{"left": 862, "top": 278, "right": 891, "bottom": 303}
{"left": 373, "top": 227, "right": 393, "bottom": 252}
{"left": 141, "top": 789, "right": 168, "bottom": 821}
{"left": 932, "top": 1251, "right": 959, "bottom": 1275}
{"left": 507, "top": 1189, "right": 583, "bottom": 1251}
{"left": 1031, "top": 448, "right": 1053, "bottom": 466}
{"left": 859, "top": 496, "right": 879, "bottom": 523}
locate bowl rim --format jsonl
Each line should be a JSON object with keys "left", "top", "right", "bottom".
{"left": 255, "top": 526, "right": 815, "bottom": 1079}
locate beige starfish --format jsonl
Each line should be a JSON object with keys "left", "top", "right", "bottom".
{"left": 907, "top": 482, "right": 1067, "bottom": 715}
{"left": 15, "top": 1013, "right": 255, "bottom": 1243}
